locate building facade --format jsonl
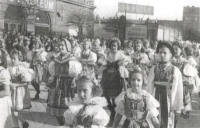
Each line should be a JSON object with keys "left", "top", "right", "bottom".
{"left": 183, "top": 6, "right": 200, "bottom": 41}
{"left": 0, "top": 0, "right": 95, "bottom": 37}
{"left": 94, "top": 19, "right": 181, "bottom": 42}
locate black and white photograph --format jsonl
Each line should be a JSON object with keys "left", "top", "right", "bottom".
{"left": 0, "top": 0, "right": 200, "bottom": 128}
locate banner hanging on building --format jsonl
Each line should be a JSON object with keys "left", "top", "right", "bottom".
{"left": 118, "top": 2, "right": 154, "bottom": 15}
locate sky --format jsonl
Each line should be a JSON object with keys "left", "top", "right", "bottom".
{"left": 94, "top": 0, "right": 200, "bottom": 20}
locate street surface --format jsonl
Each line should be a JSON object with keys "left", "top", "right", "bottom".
{"left": 18, "top": 84, "right": 200, "bottom": 128}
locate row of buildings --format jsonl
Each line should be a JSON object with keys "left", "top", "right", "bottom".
{"left": 0, "top": 0, "right": 199, "bottom": 42}
{"left": 0, "top": 0, "right": 95, "bottom": 37}
{"left": 94, "top": 6, "right": 200, "bottom": 42}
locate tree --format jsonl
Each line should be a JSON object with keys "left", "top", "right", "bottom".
{"left": 15, "top": 0, "right": 38, "bottom": 35}
{"left": 68, "top": 9, "right": 94, "bottom": 39}
{"left": 104, "top": 18, "right": 119, "bottom": 37}
{"left": 183, "top": 27, "right": 200, "bottom": 42}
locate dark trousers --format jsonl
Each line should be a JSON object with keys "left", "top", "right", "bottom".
{"left": 106, "top": 97, "right": 116, "bottom": 123}
{"left": 32, "top": 81, "right": 40, "bottom": 95}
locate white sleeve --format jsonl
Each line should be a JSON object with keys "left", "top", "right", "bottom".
{"left": 0, "top": 68, "right": 11, "bottom": 85}
{"left": 48, "top": 61, "right": 55, "bottom": 76}
{"left": 69, "top": 61, "right": 82, "bottom": 77}
{"left": 171, "top": 67, "right": 184, "bottom": 111}
{"left": 188, "top": 57, "right": 197, "bottom": 67}
{"left": 146, "top": 93, "right": 160, "bottom": 117}
{"left": 140, "top": 53, "right": 150, "bottom": 64}
{"left": 147, "top": 66, "right": 155, "bottom": 95}
{"left": 88, "top": 52, "right": 97, "bottom": 63}
{"left": 92, "top": 107, "right": 110, "bottom": 127}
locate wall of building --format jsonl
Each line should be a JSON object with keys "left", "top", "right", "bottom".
{"left": 51, "top": 0, "right": 95, "bottom": 37}
{"left": 94, "top": 24, "right": 116, "bottom": 39}
{"left": 0, "top": 0, "right": 95, "bottom": 37}
{"left": 183, "top": 6, "right": 200, "bottom": 31}
{"left": 158, "top": 25, "right": 180, "bottom": 42}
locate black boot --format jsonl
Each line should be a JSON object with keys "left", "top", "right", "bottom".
{"left": 22, "top": 121, "right": 29, "bottom": 128}
{"left": 56, "top": 116, "right": 65, "bottom": 126}
{"left": 32, "top": 93, "right": 39, "bottom": 100}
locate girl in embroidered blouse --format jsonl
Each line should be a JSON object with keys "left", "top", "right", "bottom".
{"left": 100, "top": 37, "right": 131, "bottom": 126}
{"left": 113, "top": 68, "right": 160, "bottom": 128}
{"left": 9, "top": 50, "right": 34, "bottom": 128}
{"left": 127, "top": 39, "right": 150, "bottom": 75}
{"left": 182, "top": 46, "right": 200, "bottom": 118}
{"left": 63, "top": 75, "right": 109, "bottom": 128}
{"left": 124, "top": 40, "right": 134, "bottom": 56}
{"left": 79, "top": 40, "right": 97, "bottom": 77}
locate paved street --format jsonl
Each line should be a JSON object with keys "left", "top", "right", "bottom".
{"left": 18, "top": 83, "right": 200, "bottom": 128}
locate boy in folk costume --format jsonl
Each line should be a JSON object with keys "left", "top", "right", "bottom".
{"left": 147, "top": 42, "right": 183, "bottom": 128}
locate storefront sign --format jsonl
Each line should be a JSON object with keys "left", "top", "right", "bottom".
{"left": 118, "top": 2, "right": 154, "bottom": 15}
{"left": 8, "top": 0, "right": 55, "bottom": 11}
{"left": 126, "top": 24, "right": 147, "bottom": 39}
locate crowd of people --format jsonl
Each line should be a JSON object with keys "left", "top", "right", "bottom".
{"left": 0, "top": 29, "right": 200, "bottom": 128}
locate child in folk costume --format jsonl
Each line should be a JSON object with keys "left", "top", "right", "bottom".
{"left": 147, "top": 42, "right": 183, "bottom": 128}
{"left": 9, "top": 50, "right": 34, "bottom": 128}
{"left": 70, "top": 37, "right": 82, "bottom": 59}
{"left": 143, "top": 39, "right": 154, "bottom": 58}
{"left": 46, "top": 39, "right": 82, "bottom": 126}
{"left": 113, "top": 67, "right": 160, "bottom": 128}
{"left": 91, "top": 38, "right": 104, "bottom": 78}
{"left": 181, "top": 46, "right": 200, "bottom": 118}
{"left": 30, "top": 39, "right": 47, "bottom": 100}
{"left": 100, "top": 37, "right": 130, "bottom": 126}
{"left": 131, "top": 39, "right": 149, "bottom": 65}
{"left": 171, "top": 42, "right": 194, "bottom": 118}
{"left": 123, "top": 40, "right": 134, "bottom": 56}
{"left": 171, "top": 42, "right": 187, "bottom": 69}
{"left": 127, "top": 39, "right": 149, "bottom": 75}
{"left": 0, "top": 60, "right": 12, "bottom": 128}
{"left": 0, "top": 39, "right": 8, "bottom": 68}
{"left": 63, "top": 75, "right": 109, "bottom": 127}
{"left": 79, "top": 40, "right": 97, "bottom": 77}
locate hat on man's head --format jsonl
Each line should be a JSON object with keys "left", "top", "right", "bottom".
{"left": 156, "top": 41, "right": 175, "bottom": 56}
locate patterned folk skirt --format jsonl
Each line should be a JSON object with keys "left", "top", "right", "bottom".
{"left": 46, "top": 77, "right": 73, "bottom": 117}
{"left": 100, "top": 68, "right": 123, "bottom": 98}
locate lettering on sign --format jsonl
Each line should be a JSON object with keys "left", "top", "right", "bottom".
{"left": 126, "top": 25, "right": 147, "bottom": 39}
{"left": 9, "top": 0, "right": 54, "bottom": 10}
{"left": 118, "top": 2, "right": 154, "bottom": 15}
